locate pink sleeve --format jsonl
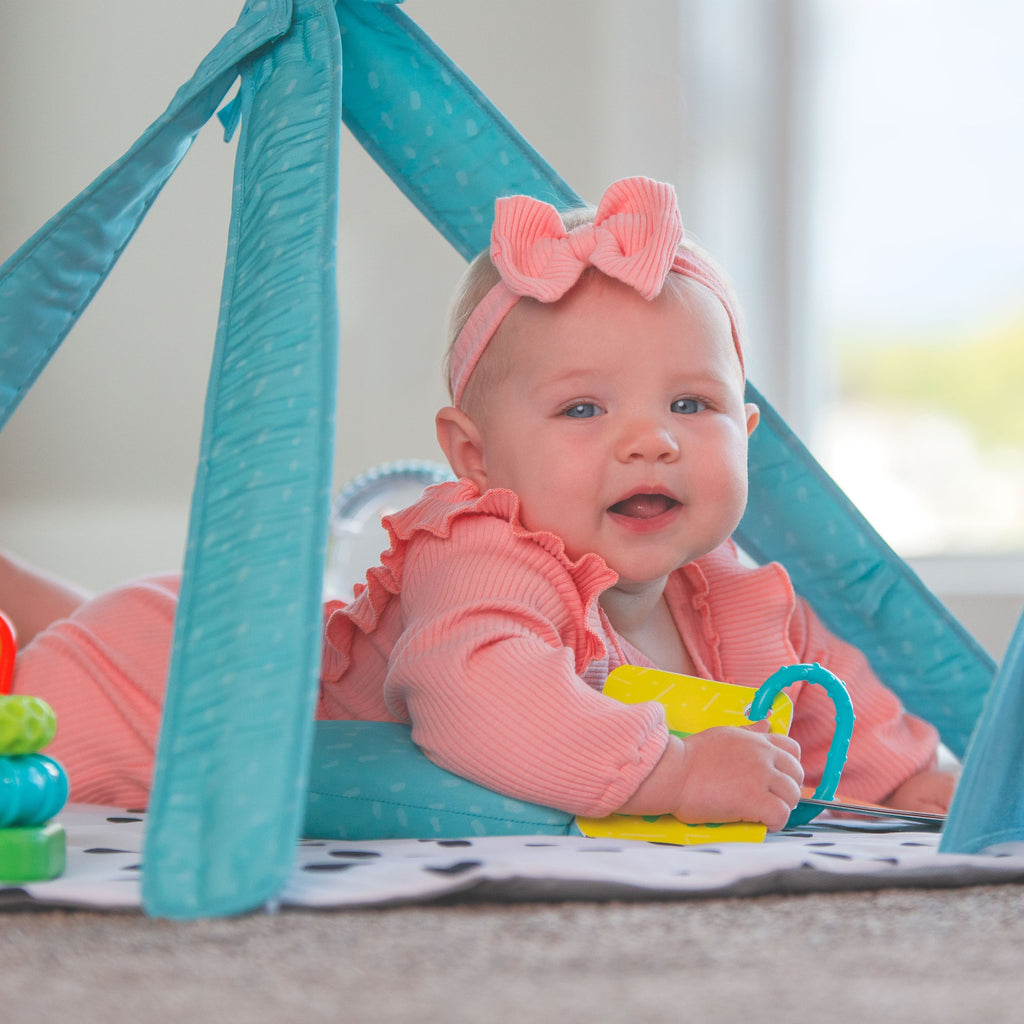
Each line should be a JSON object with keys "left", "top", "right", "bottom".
{"left": 381, "top": 521, "right": 669, "bottom": 818}
{"left": 787, "top": 598, "right": 939, "bottom": 804}
{"left": 12, "top": 574, "right": 179, "bottom": 807}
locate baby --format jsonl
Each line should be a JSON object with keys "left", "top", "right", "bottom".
{"left": 320, "top": 177, "right": 953, "bottom": 826}
{"left": 7, "top": 177, "right": 955, "bottom": 827}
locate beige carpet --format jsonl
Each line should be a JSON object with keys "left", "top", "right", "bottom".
{"left": 3, "top": 885, "right": 1022, "bottom": 1023}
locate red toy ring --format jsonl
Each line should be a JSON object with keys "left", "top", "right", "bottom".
{"left": 0, "top": 611, "right": 16, "bottom": 695}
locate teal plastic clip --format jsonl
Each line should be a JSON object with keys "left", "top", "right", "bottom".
{"left": 748, "top": 663, "right": 855, "bottom": 828}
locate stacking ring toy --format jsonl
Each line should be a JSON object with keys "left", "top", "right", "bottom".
{"left": 0, "top": 611, "right": 15, "bottom": 696}
{"left": 0, "top": 695, "right": 58, "bottom": 756}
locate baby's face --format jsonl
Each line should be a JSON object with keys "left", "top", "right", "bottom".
{"left": 470, "top": 273, "right": 758, "bottom": 590}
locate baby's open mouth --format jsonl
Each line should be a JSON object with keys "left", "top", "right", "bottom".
{"left": 608, "top": 493, "right": 681, "bottom": 520}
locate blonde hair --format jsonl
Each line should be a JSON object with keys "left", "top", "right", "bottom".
{"left": 442, "top": 206, "right": 596, "bottom": 404}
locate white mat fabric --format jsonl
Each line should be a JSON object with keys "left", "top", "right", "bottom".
{"left": 4, "top": 805, "right": 1024, "bottom": 912}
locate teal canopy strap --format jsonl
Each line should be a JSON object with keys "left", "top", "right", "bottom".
{"left": 735, "top": 388, "right": 995, "bottom": 758}
{"left": 0, "top": 2, "right": 291, "bottom": 431}
{"left": 141, "top": 0, "right": 341, "bottom": 918}
{"left": 940, "top": 606, "right": 1024, "bottom": 854}
{"left": 333, "top": 0, "right": 582, "bottom": 257}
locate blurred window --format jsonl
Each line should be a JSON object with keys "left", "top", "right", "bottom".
{"left": 807, "top": 0, "right": 1024, "bottom": 558}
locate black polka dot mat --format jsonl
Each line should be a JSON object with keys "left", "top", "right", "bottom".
{"left": 3, "top": 805, "right": 1024, "bottom": 911}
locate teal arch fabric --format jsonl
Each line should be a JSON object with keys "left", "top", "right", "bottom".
{"left": 334, "top": 1, "right": 581, "bottom": 257}
{"left": 0, "top": 3, "right": 291, "bottom": 430}
{"left": 0, "top": 0, "right": 342, "bottom": 918}
{"left": 142, "top": 0, "right": 342, "bottom": 918}
{"left": 0, "top": 0, "right": 999, "bottom": 916}
{"left": 940, "top": 608, "right": 1024, "bottom": 854}
{"left": 736, "top": 391, "right": 995, "bottom": 759}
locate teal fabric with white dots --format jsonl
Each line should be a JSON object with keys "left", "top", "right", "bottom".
{"left": 0, "top": 0, "right": 1005, "bottom": 916}
{"left": 141, "top": 0, "right": 342, "bottom": 919}
{"left": 737, "top": 390, "right": 995, "bottom": 760}
{"left": 941, "top": 610, "right": 1024, "bottom": 853}
{"left": 0, "top": 2, "right": 291, "bottom": 431}
{"left": 334, "top": 1, "right": 582, "bottom": 258}
{"left": 0, "top": 0, "right": 311, "bottom": 919}
{"left": 306, "top": 722, "right": 575, "bottom": 840}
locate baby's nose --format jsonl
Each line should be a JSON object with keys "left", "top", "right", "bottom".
{"left": 619, "top": 417, "right": 681, "bottom": 462}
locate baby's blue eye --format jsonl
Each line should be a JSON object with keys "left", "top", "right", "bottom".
{"left": 563, "top": 402, "right": 602, "bottom": 419}
{"left": 671, "top": 397, "right": 707, "bottom": 415}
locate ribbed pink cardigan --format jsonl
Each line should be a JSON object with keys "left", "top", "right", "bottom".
{"left": 14, "top": 481, "right": 937, "bottom": 813}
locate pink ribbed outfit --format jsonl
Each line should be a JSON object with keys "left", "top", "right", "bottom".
{"left": 14, "top": 480, "right": 937, "bottom": 813}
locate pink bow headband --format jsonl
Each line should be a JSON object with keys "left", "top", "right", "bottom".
{"left": 449, "top": 176, "right": 744, "bottom": 407}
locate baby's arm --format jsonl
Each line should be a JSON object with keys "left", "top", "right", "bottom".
{"left": 375, "top": 510, "right": 806, "bottom": 825}
{"left": 0, "top": 550, "right": 92, "bottom": 646}
{"left": 788, "top": 596, "right": 955, "bottom": 811}
{"left": 618, "top": 720, "right": 804, "bottom": 832}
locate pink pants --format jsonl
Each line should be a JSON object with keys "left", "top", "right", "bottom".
{"left": 12, "top": 575, "right": 179, "bottom": 808}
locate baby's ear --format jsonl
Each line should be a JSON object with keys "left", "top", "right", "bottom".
{"left": 435, "top": 406, "right": 488, "bottom": 490}
{"left": 744, "top": 402, "right": 760, "bottom": 438}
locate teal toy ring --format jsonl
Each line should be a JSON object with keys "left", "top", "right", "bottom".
{"left": 748, "top": 662, "right": 856, "bottom": 828}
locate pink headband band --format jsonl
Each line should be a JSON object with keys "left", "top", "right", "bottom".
{"left": 449, "top": 176, "right": 743, "bottom": 407}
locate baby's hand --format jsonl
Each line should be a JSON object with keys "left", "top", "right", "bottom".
{"left": 622, "top": 721, "right": 803, "bottom": 832}
{"left": 883, "top": 768, "right": 957, "bottom": 815}
{"left": 670, "top": 720, "right": 804, "bottom": 831}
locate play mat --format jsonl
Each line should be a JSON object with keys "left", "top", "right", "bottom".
{"left": 3, "top": 804, "right": 1024, "bottom": 912}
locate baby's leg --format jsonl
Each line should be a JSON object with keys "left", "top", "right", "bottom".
{"left": 0, "top": 550, "right": 93, "bottom": 646}
{"left": 11, "top": 574, "right": 179, "bottom": 808}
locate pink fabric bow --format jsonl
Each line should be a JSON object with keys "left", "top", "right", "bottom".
{"left": 449, "top": 176, "right": 742, "bottom": 407}
{"left": 490, "top": 177, "right": 684, "bottom": 302}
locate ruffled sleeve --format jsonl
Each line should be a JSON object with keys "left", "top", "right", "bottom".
{"left": 320, "top": 480, "right": 669, "bottom": 817}
{"left": 675, "top": 542, "right": 939, "bottom": 803}
{"left": 785, "top": 599, "right": 939, "bottom": 803}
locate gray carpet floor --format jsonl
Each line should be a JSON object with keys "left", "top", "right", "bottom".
{"left": 3, "top": 884, "right": 1023, "bottom": 1023}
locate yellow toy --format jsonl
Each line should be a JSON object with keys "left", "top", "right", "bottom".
{"left": 577, "top": 663, "right": 854, "bottom": 844}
